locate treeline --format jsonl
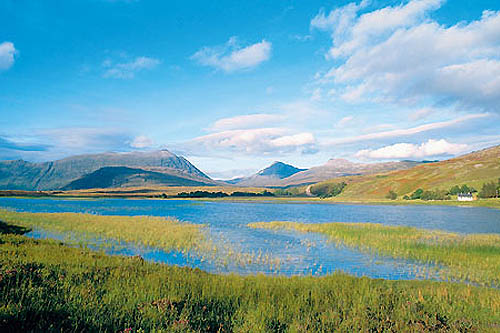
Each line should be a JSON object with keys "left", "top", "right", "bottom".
{"left": 165, "top": 190, "right": 275, "bottom": 198}
{"left": 478, "top": 179, "right": 500, "bottom": 198}
{"left": 310, "top": 182, "right": 347, "bottom": 198}
{"left": 385, "top": 180, "right": 500, "bottom": 201}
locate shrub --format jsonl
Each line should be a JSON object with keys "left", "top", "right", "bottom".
{"left": 385, "top": 190, "right": 397, "bottom": 200}
{"left": 410, "top": 189, "right": 424, "bottom": 200}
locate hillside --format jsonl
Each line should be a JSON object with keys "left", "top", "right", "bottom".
{"left": 311, "top": 145, "right": 500, "bottom": 200}
{"left": 281, "top": 159, "right": 422, "bottom": 186}
{"left": 63, "top": 167, "right": 211, "bottom": 190}
{"left": 227, "top": 162, "right": 305, "bottom": 186}
{"left": 0, "top": 150, "right": 215, "bottom": 190}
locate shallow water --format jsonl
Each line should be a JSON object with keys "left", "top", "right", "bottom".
{"left": 2, "top": 197, "right": 500, "bottom": 280}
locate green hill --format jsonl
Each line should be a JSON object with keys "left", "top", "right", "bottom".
{"left": 310, "top": 145, "right": 500, "bottom": 200}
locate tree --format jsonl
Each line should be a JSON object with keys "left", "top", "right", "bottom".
{"left": 410, "top": 188, "right": 424, "bottom": 200}
{"left": 385, "top": 190, "right": 397, "bottom": 200}
{"left": 449, "top": 185, "right": 461, "bottom": 195}
{"left": 478, "top": 182, "right": 498, "bottom": 198}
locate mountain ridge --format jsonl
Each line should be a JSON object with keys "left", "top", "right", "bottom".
{"left": 0, "top": 150, "right": 214, "bottom": 190}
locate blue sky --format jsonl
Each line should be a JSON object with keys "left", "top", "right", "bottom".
{"left": 1, "top": 0, "right": 499, "bottom": 179}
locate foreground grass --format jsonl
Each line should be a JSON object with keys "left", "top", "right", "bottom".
{"left": 0, "top": 209, "right": 204, "bottom": 252}
{"left": 249, "top": 221, "right": 500, "bottom": 287}
{"left": 1, "top": 222, "right": 499, "bottom": 332}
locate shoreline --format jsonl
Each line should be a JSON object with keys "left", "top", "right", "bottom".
{"left": 1, "top": 193, "right": 499, "bottom": 209}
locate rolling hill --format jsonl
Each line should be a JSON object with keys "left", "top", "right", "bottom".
{"left": 0, "top": 150, "right": 215, "bottom": 190}
{"left": 311, "top": 145, "right": 500, "bottom": 200}
{"left": 227, "top": 162, "right": 305, "bottom": 187}
{"left": 281, "top": 159, "right": 422, "bottom": 186}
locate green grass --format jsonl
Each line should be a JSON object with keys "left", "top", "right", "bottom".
{"left": 1, "top": 222, "right": 500, "bottom": 332}
{"left": 0, "top": 209, "right": 205, "bottom": 252}
{"left": 249, "top": 221, "right": 500, "bottom": 287}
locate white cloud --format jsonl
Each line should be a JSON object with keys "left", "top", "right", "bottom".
{"left": 325, "top": 113, "right": 489, "bottom": 145}
{"left": 103, "top": 56, "right": 161, "bottom": 79}
{"left": 356, "top": 139, "right": 468, "bottom": 160}
{"left": 409, "top": 107, "right": 434, "bottom": 121}
{"left": 191, "top": 37, "right": 272, "bottom": 72}
{"left": 129, "top": 135, "right": 154, "bottom": 148}
{"left": 336, "top": 116, "right": 354, "bottom": 127}
{"left": 0, "top": 41, "right": 17, "bottom": 71}
{"left": 310, "top": 88, "right": 322, "bottom": 101}
{"left": 312, "top": 1, "right": 500, "bottom": 112}
{"left": 210, "top": 113, "right": 285, "bottom": 131}
{"left": 188, "top": 128, "right": 315, "bottom": 155}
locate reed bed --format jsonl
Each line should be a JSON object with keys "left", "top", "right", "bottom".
{"left": 0, "top": 209, "right": 204, "bottom": 252}
{"left": 1, "top": 222, "right": 500, "bottom": 332}
{"left": 249, "top": 221, "right": 500, "bottom": 287}
{"left": 0, "top": 209, "right": 283, "bottom": 273}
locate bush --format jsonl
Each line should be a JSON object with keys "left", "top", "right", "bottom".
{"left": 410, "top": 189, "right": 424, "bottom": 200}
{"left": 403, "top": 195, "right": 410, "bottom": 200}
{"left": 420, "top": 190, "right": 451, "bottom": 201}
{"left": 385, "top": 190, "right": 397, "bottom": 200}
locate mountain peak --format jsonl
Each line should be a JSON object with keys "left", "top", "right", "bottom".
{"left": 257, "top": 161, "right": 305, "bottom": 179}
{"left": 325, "top": 158, "right": 356, "bottom": 167}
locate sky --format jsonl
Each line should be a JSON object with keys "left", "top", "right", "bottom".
{"left": 1, "top": 0, "right": 500, "bottom": 179}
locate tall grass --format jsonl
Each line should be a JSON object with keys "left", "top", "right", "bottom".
{"left": 1, "top": 223, "right": 499, "bottom": 332}
{"left": 249, "top": 221, "right": 500, "bottom": 287}
{"left": 0, "top": 209, "right": 204, "bottom": 252}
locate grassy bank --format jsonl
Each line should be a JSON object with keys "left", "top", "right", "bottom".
{"left": 1, "top": 222, "right": 499, "bottom": 332}
{"left": 249, "top": 221, "right": 500, "bottom": 287}
{"left": 0, "top": 209, "right": 205, "bottom": 252}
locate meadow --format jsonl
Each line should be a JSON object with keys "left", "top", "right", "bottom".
{"left": 249, "top": 221, "right": 500, "bottom": 287}
{"left": 1, "top": 221, "right": 500, "bottom": 332}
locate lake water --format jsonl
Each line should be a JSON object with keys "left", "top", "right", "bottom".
{"left": 1, "top": 197, "right": 499, "bottom": 280}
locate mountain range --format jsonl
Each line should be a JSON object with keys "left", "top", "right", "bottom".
{"left": 0, "top": 150, "right": 215, "bottom": 190}
{"left": 227, "top": 159, "right": 423, "bottom": 187}
{"left": 0, "top": 148, "right": 475, "bottom": 191}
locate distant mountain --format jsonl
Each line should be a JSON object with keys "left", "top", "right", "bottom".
{"left": 227, "top": 162, "right": 305, "bottom": 187}
{"left": 63, "top": 166, "right": 211, "bottom": 190}
{"left": 281, "top": 159, "right": 422, "bottom": 186}
{"left": 313, "top": 145, "right": 500, "bottom": 200}
{"left": 0, "top": 150, "right": 215, "bottom": 190}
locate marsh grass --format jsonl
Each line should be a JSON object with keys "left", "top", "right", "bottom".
{"left": 0, "top": 209, "right": 204, "bottom": 252}
{"left": 0, "top": 209, "right": 283, "bottom": 274}
{"left": 1, "top": 224, "right": 500, "bottom": 332}
{"left": 249, "top": 221, "right": 500, "bottom": 287}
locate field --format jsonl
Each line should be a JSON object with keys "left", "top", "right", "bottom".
{"left": 1, "top": 221, "right": 500, "bottom": 332}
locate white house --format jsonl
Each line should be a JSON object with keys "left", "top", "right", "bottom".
{"left": 457, "top": 193, "right": 474, "bottom": 201}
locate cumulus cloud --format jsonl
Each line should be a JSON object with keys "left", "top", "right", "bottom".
{"left": 312, "top": 0, "right": 500, "bottom": 112}
{"left": 129, "top": 135, "right": 154, "bottom": 149}
{"left": 210, "top": 114, "right": 285, "bottom": 131}
{"left": 103, "top": 56, "right": 161, "bottom": 79}
{"left": 191, "top": 37, "right": 272, "bottom": 72}
{"left": 355, "top": 139, "right": 468, "bottom": 160}
{"left": 0, "top": 42, "right": 17, "bottom": 71}
{"left": 187, "top": 127, "right": 315, "bottom": 155}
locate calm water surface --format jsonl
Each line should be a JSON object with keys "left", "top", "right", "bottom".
{"left": 1, "top": 197, "right": 499, "bottom": 280}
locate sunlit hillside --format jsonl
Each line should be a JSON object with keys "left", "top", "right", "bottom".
{"left": 311, "top": 145, "right": 500, "bottom": 200}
